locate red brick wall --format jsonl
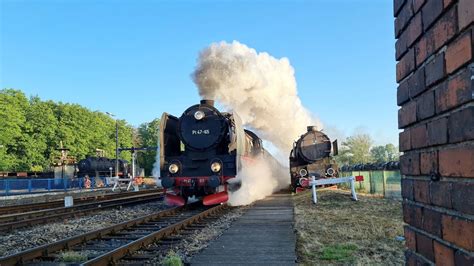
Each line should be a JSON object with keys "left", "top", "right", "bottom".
{"left": 394, "top": 0, "right": 474, "bottom": 264}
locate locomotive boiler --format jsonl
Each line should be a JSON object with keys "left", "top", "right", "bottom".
{"left": 77, "top": 157, "right": 129, "bottom": 178}
{"left": 159, "top": 99, "right": 271, "bottom": 206}
{"left": 289, "top": 126, "right": 339, "bottom": 192}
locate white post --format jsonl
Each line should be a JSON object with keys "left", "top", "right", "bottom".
{"left": 350, "top": 176, "right": 358, "bottom": 201}
{"left": 131, "top": 152, "right": 136, "bottom": 179}
{"left": 112, "top": 176, "right": 120, "bottom": 192}
{"left": 312, "top": 176, "right": 317, "bottom": 204}
{"left": 64, "top": 196, "right": 73, "bottom": 207}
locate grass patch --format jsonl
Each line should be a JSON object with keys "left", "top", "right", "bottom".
{"left": 163, "top": 250, "right": 183, "bottom": 266}
{"left": 294, "top": 189, "right": 405, "bottom": 265}
{"left": 320, "top": 243, "right": 357, "bottom": 261}
{"left": 57, "top": 251, "right": 87, "bottom": 262}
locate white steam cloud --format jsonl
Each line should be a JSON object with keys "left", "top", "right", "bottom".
{"left": 227, "top": 154, "right": 289, "bottom": 206}
{"left": 193, "top": 41, "right": 320, "bottom": 155}
{"left": 152, "top": 146, "right": 161, "bottom": 187}
{"left": 193, "top": 41, "right": 320, "bottom": 205}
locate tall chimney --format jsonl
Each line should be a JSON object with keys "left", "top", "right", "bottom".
{"left": 200, "top": 99, "right": 214, "bottom": 106}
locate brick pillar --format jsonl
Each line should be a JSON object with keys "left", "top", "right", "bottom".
{"left": 394, "top": 0, "right": 474, "bottom": 264}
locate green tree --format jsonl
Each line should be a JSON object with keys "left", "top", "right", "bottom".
{"left": 336, "top": 133, "right": 373, "bottom": 165}
{"left": 371, "top": 143, "right": 399, "bottom": 163}
{"left": 24, "top": 97, "right": 59, "bottom": 170}
{"left": 137, "top": 118, "right": 160, "bottom": 176}
{"left": 0, "top": 89, "right": 137, "bottom": 171}
{"left": 0, "top": 89, "right": 29, "bottom": 171}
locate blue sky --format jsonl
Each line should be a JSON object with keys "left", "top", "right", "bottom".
{"left": 1, "top": 0, "right": 398, "bottom": 145}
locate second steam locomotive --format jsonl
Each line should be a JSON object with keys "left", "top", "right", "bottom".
{"left": 77, "top": 157, "right": 129, "bottom": 178}
{"left": 159, "top": 100, "right": 274, "bottom": 206}
{"left": 289, "top": 126, "right": 339, "bottom": 192}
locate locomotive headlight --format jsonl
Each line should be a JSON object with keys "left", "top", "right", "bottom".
{"left": 326, "top": 168, "right": 335, "bottom": 176}
{"left": 194, "top": 110, "right": 205, "bottom": 120}
{"left": 299, "top": 168, "right": 308, "bottom": 177}
{"left": 169, "top": 164, "right": 179, "bottom": 174}
{"left": 211, "top": 162, "right": 222, "bottom": 173}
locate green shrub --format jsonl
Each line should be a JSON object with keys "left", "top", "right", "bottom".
{"left": 58, "top": 251, "right": 87, "bottom": 262}
{"left": 163, "top": 250, "right": 183, "bottom": 266}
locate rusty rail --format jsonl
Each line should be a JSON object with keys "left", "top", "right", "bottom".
{"left": 0, "top": 191, "right": 164, "bottom": 232}
{"left": 0, "top": 189, "right": 161, "bottom": 216}
{"left": 0, "top": 203, "right": 226, "bottom": 265}
{"left": 83, "top": 204, "right": 225, "bottom": 265}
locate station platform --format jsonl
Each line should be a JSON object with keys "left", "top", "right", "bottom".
{"left": 191, "top": 194, "right": 296, "bottom": 265}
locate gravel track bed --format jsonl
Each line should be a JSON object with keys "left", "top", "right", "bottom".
{"left": 0, "top": 189, "right": 110, "bottom": 207}
{"left": 142, "top": 206, "right": 249, "bottom": 265}
{"left": 0, "top": 200, "right": 167, "bottom": 257}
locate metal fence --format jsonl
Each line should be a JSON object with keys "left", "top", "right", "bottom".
{"left": 339, "top": 170, "right": 401, "bottom": 199}
{"left": 0, "top": 177, "right": 110, "bottom": 196}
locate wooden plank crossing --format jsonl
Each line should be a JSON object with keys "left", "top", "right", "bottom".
{"left": 191, "top": 194, "right": 296, "bottom": 265}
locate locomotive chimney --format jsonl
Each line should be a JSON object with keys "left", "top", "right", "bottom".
{"left": 307, "top": 126, "right": 317, "bottom": 132}
{"left": 200, "top": 99, "right": 215, "bottom": 106}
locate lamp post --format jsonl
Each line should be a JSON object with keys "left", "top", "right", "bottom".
{"left": 106, "top": 112, "right": 119, "bottom": 178}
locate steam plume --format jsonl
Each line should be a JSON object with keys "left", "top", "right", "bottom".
{"left": 192, "top": 41, "right": 321, "bottom": 156}
{"left": 193, "top": 41, "right": 320, "bottom": 205}
{"left": 227, "top": 154, "right": 289, "bottom": 206}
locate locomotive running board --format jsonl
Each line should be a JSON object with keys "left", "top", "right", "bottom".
{"left": 165, "top": 194, "right": 186, "bottom": 206}
{"left": 203, "top": 191, "right": 228, "bottom": 206}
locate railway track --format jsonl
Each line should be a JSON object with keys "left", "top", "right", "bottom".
{"left": 0, "top": 191, "right": 164, "bottom": 232}
{"left": 0, "top": 203, "right": 226, "bottom": 265}
{"left": 0, "top": 189, "right": 162, "bottom": 216}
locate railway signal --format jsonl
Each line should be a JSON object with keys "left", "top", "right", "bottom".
{"left": 118, "top": 146, "right": 157, "bottom": 178}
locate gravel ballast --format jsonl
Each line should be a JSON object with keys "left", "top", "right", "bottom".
{"left": 0, "top": 200, "right": 167, "bottom": 257}
{"left": 0, "top": 189, "right": 112, "bottom": 207}
{"left": 143, "top": 206, "right": 248, "bottom": 265}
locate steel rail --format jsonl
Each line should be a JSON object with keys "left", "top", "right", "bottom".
{"left": 83, "top": 204, "right": 225, "bottom": 265}
{"left": 0, "top": 206, "right": 182, "bottom": 265}
{"left": 0, "top": 192, "right": 164, "bottom": 232}
{"left": 0, "top": 204, "right": 225, "bottom": 265}
{"left": 0, "top": 192, "right": 163, "bottom": 223}
{"left": 0, "top": 189, "right": 161, "bottom": 215}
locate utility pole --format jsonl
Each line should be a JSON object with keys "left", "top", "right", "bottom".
{"left": 118, "top": 146, "right": 157, "bottom": 178}
{"left": 106, "top": 112, "right": 119, "bottom": 178}
{"left": 115, "top": 120, "right": 119, "bottom": 177}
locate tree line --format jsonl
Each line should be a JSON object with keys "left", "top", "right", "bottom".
{"left": 1, "top": 89, "right": 399, "bottom": 175}
{"left": 0, "top": 89, "right": 160, "bottom": 175}
{"left": 335, "top": 133, "right": 400, "bottom": 166}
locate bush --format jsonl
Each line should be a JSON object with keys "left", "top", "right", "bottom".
{"left": 163, "top": 250, "right": 183, "bottom": 266}
{"left": 58, "top": 251, "right": 87, "bottom": 262}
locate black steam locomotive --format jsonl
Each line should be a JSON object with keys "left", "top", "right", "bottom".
{"left": 159, "top": 100, "right": 271, "bottom": 206}
{"left": 289, "top": 126, "right": 339, "bottom": 192}
{"left": 77, "top": 157, "right": 129, "bottom": 178}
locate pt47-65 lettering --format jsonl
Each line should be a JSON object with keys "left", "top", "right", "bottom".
{"left": 192, "top": 129, "right": 210, "bottom": 135}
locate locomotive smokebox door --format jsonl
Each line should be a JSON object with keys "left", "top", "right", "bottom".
{"left": 178, "top": 114, "right": 226, "bottom": 150}
{"left": 297, "top": 132, "right": 331, "bottom": 162}
{"left": 177, "top": 101, "right": 227, "bottom": 151}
